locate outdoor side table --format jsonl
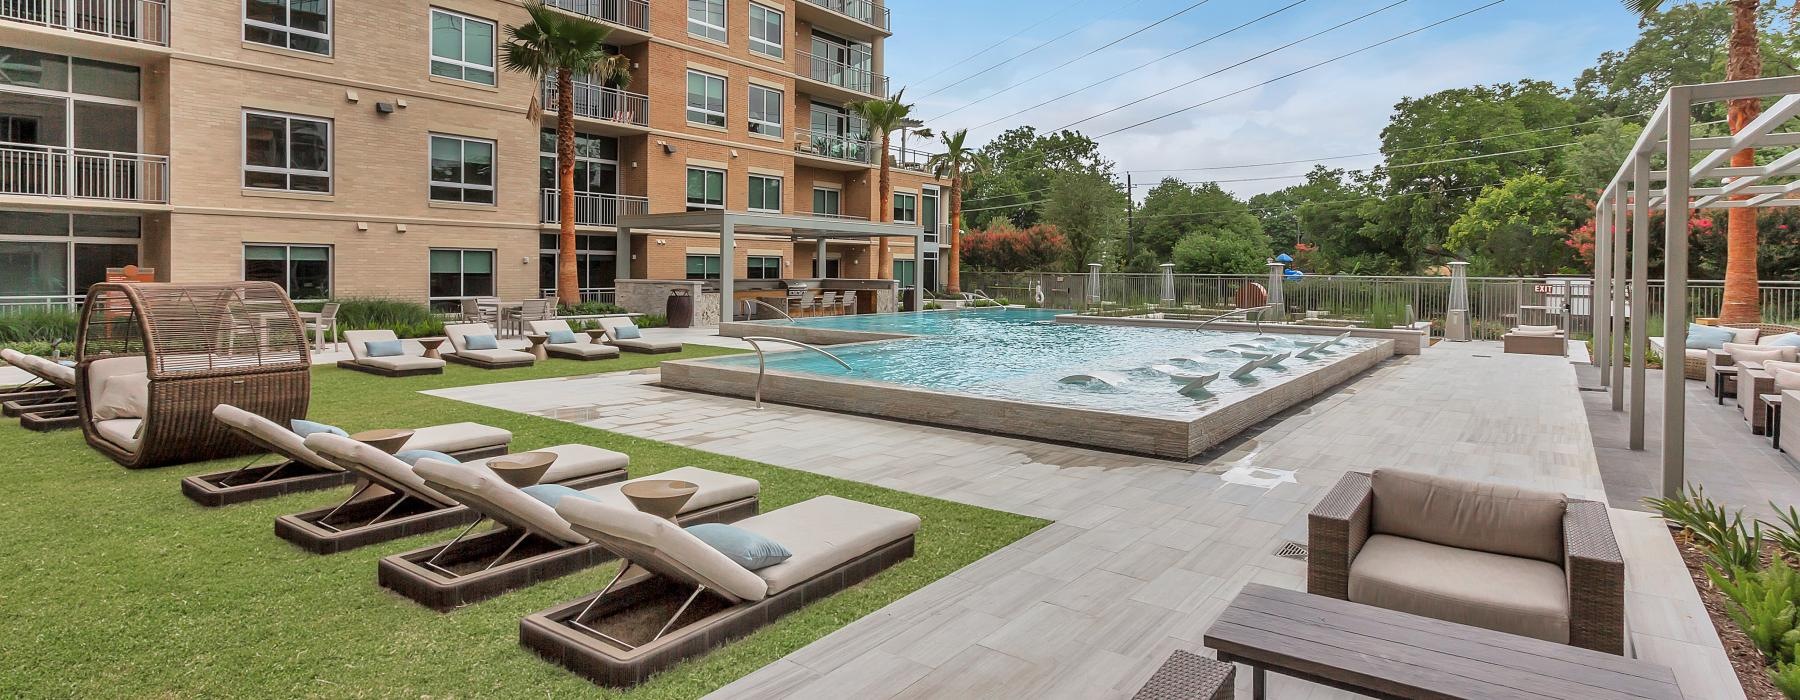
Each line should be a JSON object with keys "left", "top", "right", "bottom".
{"left": 416, "top": 337, "right": 447, "bottom": 360}
{"left": 487, "top": 451, "right": 557, "bottom": 488}
{"left": 1715, "top": 365, "right": 1738, "bottom": 405}
{"left": 621, "top": 479, "right": 698, "bottom": 521}
{"left": 585, "top": 328, "right": 609, "bottom": 345}
{"left": 525, "top": 333, "right": 550, "bottom": 361}
{"left": 351, "top": 428, "right": 414, "bottom": 454}
{"left": 1766, "top": 394, "right": 1784, "bottom": 450}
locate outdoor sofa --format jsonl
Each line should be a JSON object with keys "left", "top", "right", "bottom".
{"left": 527, "top": 320, "right": 621, "bottom": 361}
{"left": 1651, "top": 322, "right": 1800, "bottom": 380}
{"left": 337, "top": 330, "right": 446, "bottom": 377}
{"left": 597, "top": 317, "right": 683, "bottom": 354}
{"left": 444, "top": 323, "right": 536, "bottom": 369}
{"left": 1501, "top": 325, "right": 1567, "bottom": 356}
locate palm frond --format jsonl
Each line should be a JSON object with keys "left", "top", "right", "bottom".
{"left": 1620, "top": 0, "right": 1665, "bottom": 17}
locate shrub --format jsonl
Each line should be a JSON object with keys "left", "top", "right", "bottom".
{"left": 1764, "top": 503, "right": 1800, "bottom": 564}
{"left": 923, "top": 301, "right": 942, "bottom": 310}
{"left": 635, "top": 314, "right": 668, "bottom": 329}
{"left": 1708, "top": 562, "right": 1800, "bottom": 665}
{"left": 1772, "top": 661, "right": 1800, "bottom": 698}
{"left": 0, "top": 340, "right": 76, "bottom": 358}
{"left": 0, "top": 307, "right": 80, "bottom": 344}
{"left": 328, "top": 297, "right": 444, "bottom": 339}
{"left": 558, "top": 301, "right": 627, "bottom": 316}
{"left": 1647, "top": 485, "right": 1765, "bottom": 574}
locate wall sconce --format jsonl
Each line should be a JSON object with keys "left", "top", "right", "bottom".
{"left": 660, "top": 141, "right": 676, "bottom": 155}
{"left": 375, "top": 102, "right": 396, "bottom": 114}
{"left": 355, "top": 221, "right": 369, "bottom": 231}
{"left": 345, "top": 89, "right": 360, "bottom": 103}
{"left": 730, "top": 149, "right": 739, "bottom": 158}
{"left": 654, "top": 239, "right": 668, "bottom": 245}
{"left": 395, "top": 224, "right": 407, "bottom": 233}
{"left": 522, "top": 257, "right": 531, "bottom": 265}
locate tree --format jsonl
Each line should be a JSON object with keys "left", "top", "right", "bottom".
{"left": 850, "top": 90, "right": 914, "bottom": 280}
{"left": 1041, "top": 172, "right": 1126, "bottom": 271}
{"left": 1133, "top": 179, "right": 1263, "bottom": 271}
{"left": 1172, "top": 229, "right": 1271, "bottom": 274}
{"left": 502, "top": 3, "right": 629, "bottom": 306}
{"left": 964, "top": 127, "right": 1113, "bottom": 229}
{"left": 1447, "top": 174, "right": 1586, "bottom": 275}
{"left": 1575, "top": 3, "right": 1731, "bottom": 119}
{"left": 925, "top": 128, "right": 988, "bottom": 293}
{"left": 960, "top": 221, "right": 1070, "bottom": 271}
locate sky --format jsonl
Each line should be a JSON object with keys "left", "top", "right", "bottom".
{"left": 880, "top": 0, "right": 1643, "bottom": 199}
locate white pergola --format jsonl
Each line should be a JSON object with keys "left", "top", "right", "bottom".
{"left": 1595, "top": 75, "right": 1800, "bottom": 498}
{"left": 616, "top": 211, "right": 927, "bottom": 323}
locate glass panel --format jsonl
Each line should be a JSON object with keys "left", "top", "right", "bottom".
{"left": 289, "top": 249, "right": 330, "bottom": 299}
{"left": 289, "top": 246, "right": 328, "bottom": 261}
{"left": 464, "top": 140, "right": 493, "bottom": 186}
{"left": 462, "top": 250, "right": 493, "bottom": 274}
{"left": 539, "top": 252, "right": 556, "bottom": 293}
{"left": 289, "top": 33, "right": 330, "bottom": 54}
{"left": 0, "top": 47, "right": 70, "bottom": 91}
{"left": 244, "top": 114, "right": 287, "bottom": 168}
{"left": 288, "top": 119, "right": 328, "bottom": 171}
{"left": 0, "top": 241, "right": 69, "bottom": 296}
{"left": 73, "top": 214, "right": 140, "bottom": 238}
{"left": 430, "top": 136, "right": 462, "bottom": 184}
{"left": 0, "top": 93, "right": 68, "bottom": 147}
{"left": 3, "top": 211, "right": 70, "bottom": 237}
{"left": 71, "top": 59, "right": 139, "bottom": 101}
{"left": 74, "top": 243, "right": 135, "bottom": 294}
{"left": 465, "top": 20, "right": 494, "bottom": 67}
{"left": 429, "top": 249, "right": 462, "bottom": 273}
{"left": 73, "top": 102, "right": 138, "bottom": 153}
{"left": 245, "top": 0, "right": 284, "bottom": 25}
{"left": 244, "top": 245, "right": 287, "bottom": 261}
{"left": 290, "top": 0, "right": 329, "bottom": 33}
{"left": 686, "top": 169, "right": 705, "bottom": 202}
{"left": 432, "top": 12, "right": 462, "bottom": 60}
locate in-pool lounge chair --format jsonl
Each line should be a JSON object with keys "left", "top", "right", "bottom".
{"left": 521, "top": 495, "right": 920, "bottom": 687}
{"left": 444, "top": 323, "right": 536, "bottom": 369}
{"left": 0, "top": 348, "right": 80, "bottom": 430}
{"left": 276, "top": 434, "right": 628, "bottom": 554}
{"left": 597, "top": 317, "right": 683, "bottom": 354}
{"left": 527, "top": 320, "right": 621, "bottom": 361}
{"left": 337, "top": 330, "right": 446, "bottom": 377}
{"left": 180, "top": 404, "right": 512, "bottom": 507}
{"left": 381, "top": 463, "right": 760, "bottom": 610}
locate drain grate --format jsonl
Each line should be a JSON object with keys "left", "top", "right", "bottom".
{"left": 1274, "top": 541, "right": 1308, "bottom": 561}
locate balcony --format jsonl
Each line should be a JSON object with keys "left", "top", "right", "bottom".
{"left": 541, "top": 80, "right": 650, "bottom": 133}
{"left": 0, "top": 143, "right": 169, "bottom": 205}
{"left": 793, "top": 129, "right": 877, "bottom": 170}
{"left": 1, "top": 0, "right": 169, "bottom": 46}
{"left": 797, "top": 0, "right": 890, "bottom": 36}
{"left": 890, "top": 144, "right": 937, "bottom": 174}
{"left": 541, "top": 0, "right": 650, "bottom": 41}
{"left": 540, "top": 189, "right": 648, "bottom": 228}
{"left": 796, "top": 51, "right": 888, "bottom": 101}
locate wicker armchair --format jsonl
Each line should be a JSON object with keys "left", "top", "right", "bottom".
{"left": 1307, "top": 470, "right": 1624, "bottom": 655}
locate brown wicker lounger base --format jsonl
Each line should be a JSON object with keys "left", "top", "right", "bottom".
{"left": 182, "top": 444, "right": 510, "bottom": 508}
{"left": 379, "top": 496, "right": 759, "bottom": 611}
{"left": 19, "top": 406, "right": 79, "bottom": 431}
{"left": 520, "top": 535, "right": 914, "bottom": 688}
{"left": 444, "top": 354, "right": 534, "bottom": 370}
{"left": 275, "top": 470, "right": 626, "bottom": 554}
{"left": 613, "top": 345, "right": 682, "bottom": 355}
{"left": 2, "top": 387, "right": 70, "bottom": 416}
{"left": 335, "top": 359, "right": 443, "bottom": 377}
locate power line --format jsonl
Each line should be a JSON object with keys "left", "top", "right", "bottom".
{"left": 1128, "top": 142, "right": 1579, "bottom": 187}
{"left": 903, "top": 0, "right": 1087, "bottom": 90}
{"left": 916, "top": 0, "right": 1156, "bottom": 100}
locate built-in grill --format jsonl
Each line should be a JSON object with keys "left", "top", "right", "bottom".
{"left": 780, "top": 280, "right": 812, "bottom": 302}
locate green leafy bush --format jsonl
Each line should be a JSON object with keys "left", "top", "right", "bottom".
{"left": 924, "top": 301, "right": 943, "bottom": 310}
{"left": 1709, "top": 562, "right": 1800, "bottom": 664}
{"left": 1772, "top": 661, "right": 1800, "bottom": 698}
{"left": 635, "top": 314, "right": 668, "bottom": 329}
{"left": 1764, "top": 503, "right": 1800, "bottom": 563}
{"left": 0, "top": 308, "right": 79, "bottom": 344}
{"left": 557, "top": 301, "right": 627, "bottom": 316}
{"left": 328, "top": 298, "right": 444, "bottom": 339}
{"left": 1646, "top": 485, "right": 1765, "bottom": 573}
{"left": 0, "top": 340, "right": 76, "bottom": 358}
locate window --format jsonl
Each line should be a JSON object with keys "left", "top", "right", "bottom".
{"left": 686, "top": 167, "right": 724, "bottom": 211}
{"left": 687, "top": 0, "right": 726, "bottom": 42}
{"left": 244, "top": 244, "right": 331, "bottom": 300}
{"left": 430, "top": 134, "right": 495, "bottom": 204}
{"left": 748, "top": 4, "right": 783, "bottom": 58}
{"left": 747, "top": 255, "right": 781, "bottom": 279}
{"left": 748, "top": 175, "right": 781, "bottom": 213}
{"left": 685, "top": 254, "right": 721, "bottom": 280}
{"left": 539, "top": 234, "right": 616, "bottom": 299}
{"left": 0, "top": 210, "right": 138, "bottom": 299}
{"left": 0, "top": 50, "right": 144, "bottom": 201}
{"left": 244, "top": 0, "right": 331, "bottom": 55}
{"left": 893, "top": 258, "right": 916, "bottom": 285}
{"left": 921, "top": 251, "right": 939, "bottom": 292}
{"left": 922, "top": 188, "right": 940, "bottom": 242}
{"left": 430, "top": 9, "right": 496, "bottom": 86}
{"left": 243, "top": 110, "right": 331, "bottom": 193}
{"left": 748, "top": 85, "right": 782, "bottom": 138}
{"left": 428, "top": 248, "right": 495, "bottom": 311}
{"left": 812, "top": 187, "right": 840, "bottom": 217}
{"left": 685, "top": 70, "right": 726, "bottom": 128}
{"left": 893, "top": 192, "right": 917, "bottom": 224}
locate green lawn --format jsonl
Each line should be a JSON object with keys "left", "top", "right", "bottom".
{"left": 0, "top": 349, "right": 1045, "bottom": 698}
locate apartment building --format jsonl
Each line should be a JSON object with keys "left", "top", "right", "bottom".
{"left": 0, "top": 0, "right": 950, "bottom": 311}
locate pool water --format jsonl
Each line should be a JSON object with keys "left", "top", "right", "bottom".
{"left": 718, "top": 308, "right": 1381, "bottom": 418}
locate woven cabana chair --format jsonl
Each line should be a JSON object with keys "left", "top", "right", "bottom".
{"left": 76, "top": 282, "right": 312, "bottom": 469}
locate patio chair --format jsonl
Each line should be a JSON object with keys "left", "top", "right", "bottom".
{"left": 382, "top": 463, "right": 760, "bottom": 610}
{"left": 520, "top": 495, "right": 920, "bottom": 687}
{"left": 180, "top": 403, "right": 510, "bottom": 506}
{"left": 817, "top": 291, "right": 839, "bottom": 315}
{"left": 505, "top": 299, "right": 555, "bottom": 338}
{"left": 1501, "top": 325, "right": 1567, "bottom": 356}
{"left": 527, "top": 320, "right": 620, "bottom": 361}
{"left": 336, "top": 329, "right": 446, "bottom": 377}
{"left": 304, "top": 302, "right": 341, "bottom": 351}
{"left": 795, "top": 294, "right": 817, "bottom": 317}
{"left": 597, "top": 317, "right": 682, "bottom": 354}
{"left": 1656, "top": 322, "right": 1799, "bottom": 380}
{"left": 0, "top": 348, "right": 80, "bottom": 431}
{"left": 458, "top": 298, "right": 493, "bottom": 325}
{"left": 275, "top": 433, "right": 630, "bottom": 554}
{"left": 1308, "top": 469, "right": 1623, "bottom": 654}
{"left": 444, "top": 323, "right": 536, "bottom": 369}
{"left": 839, "top": 291, "right": 857, "bottom": 314}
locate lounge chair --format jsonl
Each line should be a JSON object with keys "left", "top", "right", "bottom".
{"left": 381, "top": 464, "right": 760, "bottom": 610}
{"left": 1652, "top": 322, "right": 1800, "bottom": 380}
{"left": 527, "top": 320, "right": 621, "bottom": 361}
{"left": 1707, "top": 339, "right": 1800, "bottom": 398}
{"left": 276, "top": 434, "right": 628, "bottom": 554}
{"left": 0, "top": 348, "right": 79, "bottom": 430}
{"left": 597, "top": 317, "right": 683, "bottom": 354}
{"left": 1501, "top": 325, "right": 1567, "bottom": 356}
{"left": 179, "top": 404, "right": 512, "bottom": 507}
{"left": 337, "top": 330, "right": 446, "bottom": 377}
{"left": 520, "top": 495, "right": 920, "bottom": 687}
{"left": 444, "top": 323, "right": 536, "bottom": 369}
{"left": 1308, "top": 469, "right": 1623, "bottom": 654}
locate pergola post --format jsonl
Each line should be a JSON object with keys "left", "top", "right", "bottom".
{"left": 1594, "top": 197, "right": 1611, "bottom": 387}
{"left": 1630, "top": 152, "right": 1651, "bottom": 449}
{"left": 616, "top": 226, "right": 632, "bottom": 281}
{"left": 816, "top": 237, "right": 828, "bottom": 277}
{"left": 1662, "top": 90, "right": 1691, "bottom": 499}
{"left": 1611, "top": 186, "right": 1628, "bottom": 411}
{"left": 720, "top": 218, "right": 735, "bottom": 324}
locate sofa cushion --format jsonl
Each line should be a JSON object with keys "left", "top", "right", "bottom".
{"left": 1762, "top": 332, "right": 1800, "bottom": 348}
{"left": 686, "top": 523, "right": 791, "bottom": 570}
{"left": 736, "top": 495, "right": 921, "bottom": 595}
{"left": 1369, "top": 469, "right": 1567, "bottom": 564}
{"left": 92, "top": 372, "right": 149, "bottom": 420}
{"left": 1350, "top": 534, "right": 1570, "bottom": 644}
{"left": 1728, "top": 325, "right": 1763, "bottom": 344}
{"left": 94, "top": 418, "right": 143, "bottom": 452}
{"left": 1774, "top": 367, "right": 1800, "bottom": 392}
{"left": 1687, "top": 324, "right": 1735, "bottom": 350}
{"left": 1723, "top": 342, "right": 1799, "bottom": 364}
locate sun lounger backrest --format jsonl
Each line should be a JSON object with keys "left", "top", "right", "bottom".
{"left": 301, "top": 433, "right": 459, "bottom": 507}
{"left": 557, "top": 497, "right": 769, "bottom": 603}
{"left": 212, "top": 403, "right": 339, "bottom": 473}
{"left": 2, "top": 348, "right": 76, "bottom": 389}
{"left": 595, "top": 317, "right": 632, "bottom": 340}
{"left": 413, "top": 458, "right": 586, "bottom": 544}
{"left": 443, "top": 323, "right": 494, "bottom": 353}
{"left": 342, "top": 329, "right": 401, "bottom": 361}
{"left": 527, "top": 320, "right": 574, "bottom": 336}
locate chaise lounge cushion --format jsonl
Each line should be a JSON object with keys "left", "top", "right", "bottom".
{"left": 1, "top": 348, "right": 76, "bottom": 388}
{"left": 599, "top": 318, "right": 682, "bottom": 352}
{"left": 1510, "top": 325, "right": 1562, "bottom": 337}
{"left": 549, "top": 342, "right": 620, "bottom": 359}
{"left": 405, "top": 422, "right": 512, "bottom": 455}
{"left": 417, "top": 463, "right": 757, "bottom": 546}
{"left": 303, "top": 433, "right": 461, "bottom": 507}
{"left": 214, "top": 404, "right": 342, "bottom": 472}
{"left": 558, "top": 498, "right": 772, "bottom": 601}
{"left": 733, "top": 495, "right": 921, "bottom": 596}
{"left": 1721, "top": 342, "right": 1798, "bottom": 364}
{"left": 94, "top": 418, "right": 142, "bottom": 452}
{"left": 457, "top": 443, "right": 629, "bottom": 484}
{"left": 360, "top": 355, "right": 446, "bottom": 372}
{"left": 1349, "top": 533, "right": 1570, "bottom": 644}
{"left": 1369, "top": 469, "right": 1566, "bottom": 564}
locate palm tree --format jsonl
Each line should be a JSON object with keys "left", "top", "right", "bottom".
{"left": 926, "top": 129, "right": 988, "bottom": 295}
{"left": 850, "top": 89, "right": 913, "bottom": 279}
{"left": 502, "top": 2, "right": 632, "bottom": 307}
{"left": 1626, "top": 0, "right": 1762, "bottom": 322}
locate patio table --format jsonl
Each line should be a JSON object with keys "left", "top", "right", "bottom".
{"left": 1766, "top": 393, "right": 1784, "bottom": 450}
{"left": 524, "top": 333, "right": 550, "bottom": 361}
{"left": 584, "top": 328, "right": 609, "bottom": 345}
{"left": 621, "top": 479, "right": 697, "bottom": 521}
{"left": 415, "top": 337, "right": 446, "bottom": 360}
{"left": 1715, "top": 365, "right": 1738, "bottom": 405}
{"left": 350, "top": 428, "right": 414, "bottom": 455}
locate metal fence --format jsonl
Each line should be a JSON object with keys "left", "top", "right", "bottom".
{"left": 1, "top": 0, "right": 169, "bottom": 45}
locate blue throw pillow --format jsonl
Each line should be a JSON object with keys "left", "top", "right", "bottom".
{"left": 1765, "top": 332, "right": 1800, "bottom": 349}
{"left": 685, "top": 523, "right": 791, "bottom": 570}
{"left": 522, "top": 483, "right": 600, "bottom": 507}
{"left": 464, "top": 334, "right": 499, "bottom": 350}
{"left": 395, "top": 449, "right": 457, "bottom": 466}
{"left": 290, "top": 419, "right": 348, "bottom": 438}
{"left": 1686, "top": 323, "right": 1735, "bottom": 350}
{"left": 547, "top": 329, "right": 579, "bottom": 345}
{"left": 612, "top": 323, "right": 642, "bottom": 340}
{"left": 57, "top": 359, "right": 76, "bottom": 367}
{"left": 364, "top": 339, "right": 404, "bottom": 357}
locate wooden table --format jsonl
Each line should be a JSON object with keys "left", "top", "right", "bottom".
{"left": 1203, "top": 584, "right": 1682, "bottom": 700}
{"left": 524, "top": 333, "right": 550, "bottom": 361}
{"left": 486, "top": 451, "right": 556, "bottom": 488}
{"left": 620, "top": 479, "right": 697, "bottom": 521}
{"left": 416, "top": 337, "right": 446, "bottom": 359}
{"left": 350, "top": 428, "right": 414, "bottom": 454}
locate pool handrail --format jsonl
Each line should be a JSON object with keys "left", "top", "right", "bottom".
{"left": 740, "top": 336, "right": 853, "bottom": 409}
{"left": 1196, "top": 304, "right": 1275, "bottom": 333}
{"left": 747, "top": 299, "right": 797, "bottom": 324}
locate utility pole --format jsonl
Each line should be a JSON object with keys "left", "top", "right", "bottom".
{"left": 1125, "top": 172, "right": 1135, "bottom": 267}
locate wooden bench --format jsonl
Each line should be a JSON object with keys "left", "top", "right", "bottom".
{"left": 1203, "top": 584, "right": 1682, "bottom": 700}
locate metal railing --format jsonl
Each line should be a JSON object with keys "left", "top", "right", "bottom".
{"left": 542, "top": 80, "right": 649, "bottom": 128}
{"left": 798, "top": 210, "right": 869, "bottom": 221}
{"left": 796, "top": 51, "right": 887, "bottom": 97}
{"left": 0, "top": 143, "right": 169, "bottom": 203}
{"left": 801, "top": 0, "right": 889, "bottom": 30}
{"left": 537, "top": 287, "right": 616, "bottom": 304}
{"left": 540, "top": 189, "right": 648, "bottom": 227}
{"left": 890, "top": 144, "right": 937, "bottom": 173}
{"left": 542, "top": 0, "right": 648, "bottom": 31}
{"left": 0, "top": 295, "right": 83, "bottom": 313}
{"left": 1, "top": 0, "right": 168, "bottom": 44}
{"left": 793, "top": 128, "right": 877, "bottom": 165}
{"left": 741, "top": 336, "right": 853, "bottom": 409}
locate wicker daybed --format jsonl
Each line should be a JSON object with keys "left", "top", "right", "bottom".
{"left": 1651, "top": 322, "right": 1800, "bottom": 380}
{"left": 76, "top": 282, "right": 312, "bottom": 469}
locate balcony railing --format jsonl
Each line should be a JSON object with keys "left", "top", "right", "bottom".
{"left": 542, "top": 0, "right": 648, "bottom": 32}
{"left": 540, "top": 189, "right": 648, "bottom": 227}
{"left": 0, "top": 143, "right": 169, "bottom": 203}
{"left": 1, "top": 0, "right": 169, "bottom": 45}
{"left": 890, "top": 144, "right": 939, "bottom": 173}
{"left": 794, "top": 129, "right": 877, "bottom": 166}
{"left": 538, "top": 287, "right": 616, "bottom": 305}
{"left": 542, "top": 80, "right": 650, "bottom": 129}
{"left": 802, "top": 0, "right": 889, "bottom": 31}
{"left": 796, "top": 51, "right": 887, "bottom": 97}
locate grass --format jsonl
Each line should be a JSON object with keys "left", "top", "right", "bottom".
{"left": 0, "top": 348, "right": 1046, "bottom": 698}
